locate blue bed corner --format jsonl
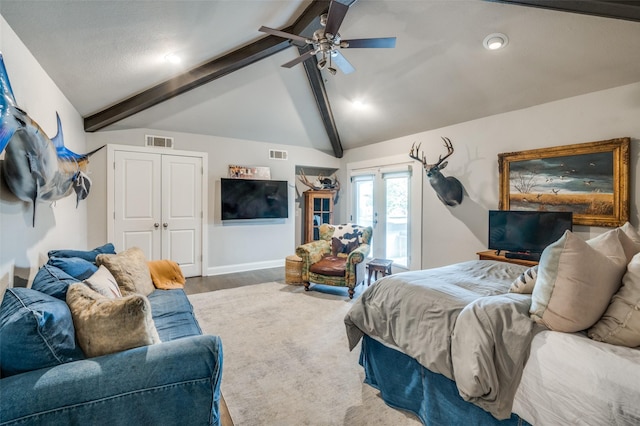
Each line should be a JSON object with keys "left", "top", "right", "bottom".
{"left": 359, "top": 335, "right": 531, "bottom": 426}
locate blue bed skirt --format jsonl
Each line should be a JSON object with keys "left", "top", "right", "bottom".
{"left": 359, "top": 335, "right": 531, "bottom": 426}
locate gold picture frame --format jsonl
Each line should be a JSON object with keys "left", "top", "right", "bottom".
{"left": 498, "top": 138, "right": 630, "bottom": 227}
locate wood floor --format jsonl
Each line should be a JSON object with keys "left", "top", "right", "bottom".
{"left": 184, "top": 267, "right": 285, "bottom": 295}
{"left": 185, "top": 267, "right": 285, "bottom": 426}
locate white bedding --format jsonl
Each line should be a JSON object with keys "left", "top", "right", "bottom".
{"left": 513, "top": 330, "right": 640, "bottom": 425}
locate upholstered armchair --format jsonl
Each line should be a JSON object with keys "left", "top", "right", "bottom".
{"left": 295, "top": 223, "right": 372, "bottom": 299}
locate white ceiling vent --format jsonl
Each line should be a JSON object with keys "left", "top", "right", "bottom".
{"left": 145, "top": 135, "right": 174, "bottom": 148}
{"left": 269, "top": 149, "right": 288, "bottom": 160}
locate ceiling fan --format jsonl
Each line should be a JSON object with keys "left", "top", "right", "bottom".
{"left": 258, "top": 0, "right": 396, "bottom": 75}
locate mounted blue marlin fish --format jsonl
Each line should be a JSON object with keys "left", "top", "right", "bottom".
{"left": 0, "top": 53, "right": 101, "bottom": 226}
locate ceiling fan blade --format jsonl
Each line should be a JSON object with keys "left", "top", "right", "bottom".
{"left": 330, "top": 51, "right": 355, "bottom": 74}
{"left": 342, "top": 37, "right": 397, "bottom": 49}
{"left": 281, "top": 49, "right": 317, "bottom": 68}
{"left": 325, "top": 1, "right": 349, "bottom": 36}
{"left": 258, "top": 26, "right": 309, "bottom": 44}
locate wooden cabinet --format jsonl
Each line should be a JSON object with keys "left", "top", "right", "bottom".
{"left": 304, "top": 190, "right": 334, "bottom": 243}
{"left": 476, "top": 250, "right": 538, "bottom": 267}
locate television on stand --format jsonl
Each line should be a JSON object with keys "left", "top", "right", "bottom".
{"left": 221, "top": 178, "right": 289, "bottom": 220}
{"left": 488, "top": 210, "right": 573, "bottom": 261}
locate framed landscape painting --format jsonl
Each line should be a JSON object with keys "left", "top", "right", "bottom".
{"left": 498, "top": 138, "right": 630, "bottom": 227}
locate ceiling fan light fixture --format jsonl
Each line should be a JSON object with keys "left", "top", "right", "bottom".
{"left": 328, "top": 67, "right": 337, "bottom": 75}
{"left": 317, "top": 58, "right": 328, "bottom": 70}
{"left": 483, "top": 33, "right": 508, "bottom": 50}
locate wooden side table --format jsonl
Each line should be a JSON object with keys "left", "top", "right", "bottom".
{"left": 367, "top": 258, "right": 393, "bottom": 286}
{"left": 476, "top": 250, "right": 539, "bottom": 267}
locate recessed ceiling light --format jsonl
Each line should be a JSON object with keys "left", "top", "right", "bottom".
{"left": 352, "top": 99, "right": 366, "bottom": 109}
{"left": 483, "top": 33, "right": 509, "bottom": 51}
{"left": 164, "top": 53, "right": 181, "bottom": 64}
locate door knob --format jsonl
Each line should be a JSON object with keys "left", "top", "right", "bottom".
{"left": 163, "top": 223, "right": 168, "bottom": 228}
{"left": 154, "top": 223, "right": 160, "bottom": 229}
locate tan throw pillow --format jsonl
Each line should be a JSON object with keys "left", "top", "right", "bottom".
{"left": 589, "top": 252, "right": 640, "bottom": 347}
{"left": 530, "top": 230, "right": 627, "bottom": 332}
{"left": 509, "top": 265, "right": 538, "bottom": 294}
{"left": 587, "top": 224, "right": 640, "bottom": 263}
{"left": 83, "top": 265, "right": 122, "bottom": 299}
{"left": 96, "top": 247, "right": 155, "bottom": 296}
{"left": 66, "top": 283, "right": 160, "bottom": 358}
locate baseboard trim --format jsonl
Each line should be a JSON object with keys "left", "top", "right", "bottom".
{"left": 206, "top": 259, "right": 284, "bottom": 276}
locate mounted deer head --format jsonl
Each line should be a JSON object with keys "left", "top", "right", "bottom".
{"left": 409, "top": 137, "right": 464, "bottom": 206}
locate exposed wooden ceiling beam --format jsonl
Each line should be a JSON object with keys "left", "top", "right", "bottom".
{"left": 300, "top": 45, "right": 343, "bottom": 158}
{"left": 84, "top": 0, "right": 331, "bottom": 133}
{"left": 488, "top": 0, "right": 640, "bottom": 22}
{"left": 294, "top": 0, "right": 358, "bottom": 158}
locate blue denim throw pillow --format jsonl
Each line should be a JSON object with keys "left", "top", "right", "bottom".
{"left": 32, "top": 264, "right": 80, "bottom": 300}
{"left": 47, "top": 257, "right": 98, "bottom": 281}
{"left": 0, "top": 288, "right": 85, "bottom": 377}
{"left": 48, "top": 243, "right": 116, "bottom": 262}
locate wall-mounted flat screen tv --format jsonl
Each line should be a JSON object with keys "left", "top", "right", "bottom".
{"left": 221, "top": 178, "right": 289, "bottom": 220}
{"left": 488, "top": 210, "right": 573, "bottom": 255}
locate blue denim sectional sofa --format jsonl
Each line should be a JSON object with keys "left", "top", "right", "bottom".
{"left": 0, "top": 246, "right": 223, "bottom": 425}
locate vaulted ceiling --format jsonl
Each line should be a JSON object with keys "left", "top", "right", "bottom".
{"left": 1, "top": 0, "right": 639, "bottom": 157}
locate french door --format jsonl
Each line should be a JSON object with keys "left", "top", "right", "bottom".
{"left": 348, "top": 158, "right": 422, "bottom": 271}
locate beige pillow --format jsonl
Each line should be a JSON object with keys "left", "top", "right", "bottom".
{"left": 66, "top": 283, "right": 160, "bottom": 358}
{"left": 589, "top": 252, "right": 640, "bottom": 347}
{"left": 509, "top": 265, "right": 538, "bottom": 294}
{"left": 96, "top": 247, "right": 155, "bottom": 296}
{"left": 83, "top": 265, "right": 122, "bottom": 299}
{"left": 530, "top": 230, "right": 627, "bottom": 332}
{"left": 588, "top": 224, "right": 640, "bottom": 263}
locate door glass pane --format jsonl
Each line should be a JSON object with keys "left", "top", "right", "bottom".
{"left": 385, "top": 175, "right": 409, "bottom": 267}
{"left": 354, "top": 178, "right": 374, "bottom": 227}
{"left": 353, "top": 176, "right": 374, "bottom": 256}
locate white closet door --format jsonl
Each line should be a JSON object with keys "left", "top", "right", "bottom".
{"left": 161, "top": 155, "right": 202, "bottom": 277}
{"left": 113, "top": 151, "right": 162, "bottom": 259}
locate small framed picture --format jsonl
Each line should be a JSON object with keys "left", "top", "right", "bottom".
{"left": 228, "top": 165, "right": 271, "bottom": 180}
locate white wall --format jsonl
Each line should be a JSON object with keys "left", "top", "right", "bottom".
{"left": 342, "top": 82, "right": 640, "bottom": 269}
{"left": 0, "top": 16, "right": 88, "bottom": 287}
{"left": 3, "top": 11, "right": 638, "bottom": 280}
{"left": 85, "top": 129, "right": 340, "bottom": 275}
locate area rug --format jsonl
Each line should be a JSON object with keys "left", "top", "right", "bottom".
{"left": 188, "top": 282, "right": 421, "bottom": 426}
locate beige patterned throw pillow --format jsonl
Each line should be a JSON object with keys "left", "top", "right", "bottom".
{"left": 96, "top": 247, "right": 155, "bottom": 296}
{"left": 66, "top": 283, "right": 160, "bottom": 358}
{"left": 509, "top": 265, "right": 538, "bottom": 294}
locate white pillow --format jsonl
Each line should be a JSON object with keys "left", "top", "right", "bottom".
{"left": 83, "top": 265, "right": 122, "bottom": 299}
{"left": 530, "top": 230, "right": 627, "bottom": 332}
{"left": 589, "top": 252, "right": 640, "bottom": 347}
{"left": 509, "top": 265, "right": 538, "bottom": 294}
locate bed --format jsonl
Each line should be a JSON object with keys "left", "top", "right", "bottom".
{"left": 345, "top": 225, "right": 640, "bottom": 426}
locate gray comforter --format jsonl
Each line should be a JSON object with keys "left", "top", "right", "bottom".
{"left": 344, "top": 260, "right": 538, "bottom": 420}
